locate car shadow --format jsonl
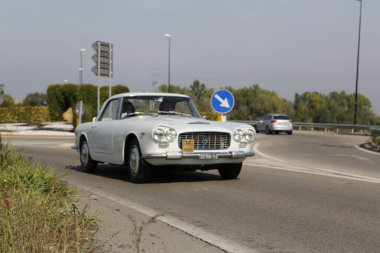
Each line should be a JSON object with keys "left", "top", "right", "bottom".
{"left": 70, "top": 164, "right": 223, "bottom": 184}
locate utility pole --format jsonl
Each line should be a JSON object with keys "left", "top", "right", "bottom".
{"left": 354, "top": 0, "right": 363, "bottom": 126}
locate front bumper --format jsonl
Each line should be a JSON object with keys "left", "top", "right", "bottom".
{"left": 143, "top": 151, "right": 255, "bottom": 160}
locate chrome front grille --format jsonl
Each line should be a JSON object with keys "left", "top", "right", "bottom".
{"left": 178, "top": 132, "right": 231, "bottom": 150}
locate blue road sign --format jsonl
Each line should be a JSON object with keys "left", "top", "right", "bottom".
{"left": 211, "top": 89, "right": 235, "bottom": 114}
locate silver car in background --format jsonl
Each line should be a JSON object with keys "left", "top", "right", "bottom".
{"left": 256, "top": 114, "right": 293, "bottom": 135}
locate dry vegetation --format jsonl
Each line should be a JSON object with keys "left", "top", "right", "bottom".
{"left": 0, "top": 134, "right": 97, "bottom": 253}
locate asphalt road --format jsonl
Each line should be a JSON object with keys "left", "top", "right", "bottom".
{"left": 3, "top": 132, "right": 380, "bottom": 253}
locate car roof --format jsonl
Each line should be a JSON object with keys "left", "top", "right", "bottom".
{"left": 109, "top": 92, "right": 190, "bottom": 100}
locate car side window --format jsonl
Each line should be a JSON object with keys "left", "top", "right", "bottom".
{"left": 99, "top": 98, "right": 121, "bottom": 121}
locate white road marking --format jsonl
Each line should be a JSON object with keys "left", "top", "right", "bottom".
{"left": 248, "top": 143, "right": 380, "bottom": 184}
{"left": 75, "top": 185, "right": 258, "bottom": 253}
{"left": 244, "top": 162, "right": 380, "bottom": 184}
{"left": 60, "top": 143, "right": 73, "bottom": 148}
{"left": 335, "top": 154, "right": 373, "bottom": 162}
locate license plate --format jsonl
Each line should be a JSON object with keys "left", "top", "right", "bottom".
{"left": 199, "top": 154, "right": 218, "bottom": 160}
{"left": 182, "top": 139, "right": 194, "bottom": 153}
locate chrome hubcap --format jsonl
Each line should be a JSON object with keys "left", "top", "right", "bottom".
{"left": 129, "top": 145, "right": 140, "bottom": 176}
{"left": 81, "top": 142, "right": 89, "bottom": 167}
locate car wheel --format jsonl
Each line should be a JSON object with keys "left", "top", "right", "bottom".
{"left": 265, "top": 126, "right": 272, "bottom": 134}
{"left": 80, "top": 139, "right": 97, "bottom": 172}
{"left": 127, "top": 139, "right": 151, "bottom": 183}
{"left": 287, "top": 131, "right": 293, "bottom": 135}
{"left": 218, "top": 163, "right": 242, "bottom": 180}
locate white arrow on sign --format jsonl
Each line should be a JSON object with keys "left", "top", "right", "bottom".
{"left": 92, "top": 41, "right": 111, "bottom": 51}
{"left": 92, "top": 55, "right": 110, "bottom": 64}
{"left": 214, "top": 94, "right": 230, "bottom": 108}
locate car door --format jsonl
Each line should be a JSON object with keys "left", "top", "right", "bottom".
{"left": 90, "top": 98, "right": 122, "bottom": 155}
{"left": 257, "top": 115, "right": 267, "bottom": 131}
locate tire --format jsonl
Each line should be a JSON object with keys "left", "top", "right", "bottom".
{"left": 80, "top": 139, "right": 97, "bottom": 172}
{"left": 265, "top": 126, "right": 272, "bottom": 134}
{"left": 218, "top": 163, "right": 242, "bottom": 180}
{"left": 287, "top": 131, "right": 293, "bottom": 135}
{"left": 127, "top": 139, "right": 151, "bottom": 183}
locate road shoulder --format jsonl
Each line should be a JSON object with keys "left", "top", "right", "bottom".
{"left": 78, "top": 188, "right": 224, "bottom": 253}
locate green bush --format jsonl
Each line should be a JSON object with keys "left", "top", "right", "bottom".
{"left": 0, "top": 138, "right": 97, "bottom": 252}
{"left": 373, "top": 136, "right": 380, "bottom": 146}
{"left": 0, "top": 106, "right": 50, "bottom": 124}
{"left": 47, "top": 83, "right": 129, "bottom": 127}
{"left": 47, "top": 84, "right": 78, "bottom": 121}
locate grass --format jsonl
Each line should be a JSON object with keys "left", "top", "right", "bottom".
{"left": 0, "top": 134, "right": 97, "bottom": 253}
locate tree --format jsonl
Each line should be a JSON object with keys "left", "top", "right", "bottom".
{"left": 23, "top": 92, "right": 48, "bottom": 106}
{"left": 0, "top": 94, "right": 14, "bottom": 107}
{"left": 227, "top": 85, "right": 292, "bottom": 120}
{"left": 158, "top": 84, "right": 190, "bottom": 94}
{"left": 293, "top": 91, "right": 377, "bottom": 125}
{"left": 190, "top": 80, "right": 206, "bottom": 102}
{"left": 293, "top": 92, "right": 324, "bottom": 122}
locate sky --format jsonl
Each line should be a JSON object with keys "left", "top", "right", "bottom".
{"left": 1, "top": 0, "right": 379, "bottom": 114}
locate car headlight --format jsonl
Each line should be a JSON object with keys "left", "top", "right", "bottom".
{"left": 165, "top": 128, "right": 177, "bottom": 142}
{"left": 233, "top": 129, "right": 245, "bottom": 142}
{"left": 233, "top": 128, "right": 255, "bottom": 143}
{"left": 153, "top": 127, "right": 177, "bottom": 143}
{"left": 244, "top": 129, "right": 255, "bottom": 142}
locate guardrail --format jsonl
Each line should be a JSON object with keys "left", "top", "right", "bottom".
{"left": 293, "top": 122, "right": 372, "bottom": 134}
{"left": 372, "top": 128, "right": 380, "bottom": 137}
{"left": 232, "top": 120, "right": 379, "bottom": 135}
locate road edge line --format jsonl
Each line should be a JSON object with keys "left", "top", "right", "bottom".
{"left": 75, "top": 185, "right": 258, "bottom": 253}
{"left": 250, "top": 144, "right": 380, "bottom": 184}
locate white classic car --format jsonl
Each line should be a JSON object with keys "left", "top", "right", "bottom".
{"left": 73, "top": 92, "right": 255, "bottom": 183}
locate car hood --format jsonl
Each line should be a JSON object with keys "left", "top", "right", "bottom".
{"left": 131, "top": 115, "right": 252, "bottom": 132}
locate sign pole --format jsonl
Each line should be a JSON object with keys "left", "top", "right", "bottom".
{"left": 97, "top": 41, "right": 100, "bottom": 112}
{"left": 109, "top": 44, "right": 113, "bottom": 98}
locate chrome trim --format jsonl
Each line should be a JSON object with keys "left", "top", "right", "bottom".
{"left": 143, "top": 151, "right": 255, "bottom": 160}
{"left": 178, "top": 132, "right": 231, "bottom": 150}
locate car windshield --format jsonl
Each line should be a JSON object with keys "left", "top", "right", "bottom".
{"left": 274, "top": 115, "right": 290, "bottom": 120}
{"left": 121, "top": 95, "right": 201, "bottom": 118}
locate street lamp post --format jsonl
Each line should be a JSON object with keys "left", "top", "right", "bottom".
{"left": 164, "top": 34, "right": 171, "bottom": 92}
{"left": 0, "top": 84, "right": 5, "bottom": 106}
{"left": 79, "top": 48, "right": 86, "bottom": 85}
{"left": 354, "top": 0, "right": 363, "bottom": 126}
